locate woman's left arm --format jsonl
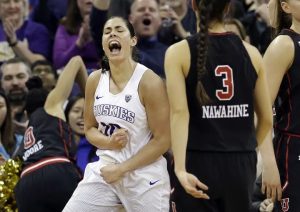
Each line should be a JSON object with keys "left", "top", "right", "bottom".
{"left": 100, "top": 71, "right": 171, "bottom": 184}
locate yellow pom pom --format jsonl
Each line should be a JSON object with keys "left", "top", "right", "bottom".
{"left": 0, "top": 158, "right": 22, "bottom": 211}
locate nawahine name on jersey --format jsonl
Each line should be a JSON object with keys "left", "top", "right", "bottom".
{"left": 202, "top": 104, "right": 249, "bottom": 118}
{"left": 94, "top": 104, "right": 135, "bottom": 123}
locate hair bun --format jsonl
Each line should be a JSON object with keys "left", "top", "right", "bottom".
{"left": 26, "top": 76, "right": 43, "bottom": 90}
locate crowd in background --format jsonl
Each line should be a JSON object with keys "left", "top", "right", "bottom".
{"left": 0, "top": 0, "right": 291, "bottom": 211}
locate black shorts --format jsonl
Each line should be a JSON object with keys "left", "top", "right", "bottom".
{"left": 172, "top": 151, "right": 257, "bottom": 212}
{"left": 15, "top": 162, "right": 81, "bottom": 212}
{"left": 274, "top": 132, "right": 300, "bottom": 212}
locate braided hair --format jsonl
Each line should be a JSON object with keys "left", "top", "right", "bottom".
{"left": 194, "top": 0, "right": 230, "bottom": 105}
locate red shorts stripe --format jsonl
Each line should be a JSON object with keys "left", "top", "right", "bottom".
{"left": 21, "top": 156, "right": 71, "bottom": 178}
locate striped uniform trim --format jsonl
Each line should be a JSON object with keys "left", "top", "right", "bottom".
{"left": 21, "top": 156, "right": 71, "bottom": 178}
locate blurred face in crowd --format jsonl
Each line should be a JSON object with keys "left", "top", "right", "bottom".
{"left": 129, "top": 0, "right": 162, "bottom": 38}
{"left": 68, "top": 98, "right": 84, "bottom": 136}
{"left": 0, "top": 96, "right": 7, "bottom": 128}
{"left": 102, "top": 17, "right": 137, "bottom": 63}
{"left": 1, "top": 62, "right": 30, "bottom": 104}
{"left": 0, "top": 0, "right": 26, "bottom": 22}
{"left": 77, "top": 0, "right": 93, "bottom": 16}
{"left": 32, "top": 64, "right": 56, "bottom": 92}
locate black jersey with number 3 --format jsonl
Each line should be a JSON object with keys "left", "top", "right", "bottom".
{"left": 274, "top": 29, "right": 300, "bottom": 135}
{"left": 186, "top": 32, "right": 258, "bottom": 152}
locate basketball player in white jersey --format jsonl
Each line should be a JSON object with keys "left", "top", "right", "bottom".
{"left": 63, "top": 16, "right": 171, "bottom": 212}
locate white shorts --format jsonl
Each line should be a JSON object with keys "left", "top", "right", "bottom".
{"left": 63, "top": 156, "right": 170, "bottom": 212}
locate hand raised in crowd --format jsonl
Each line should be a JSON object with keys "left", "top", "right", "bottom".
{"left": 108, "top": 128, "right": 129, "bottom": 150}
{"left": 159, "top": 4, "right": 189, "bottom": 38}
{"left": 76, "top": 15, "right": 93, "bottom": 48}
{"left": 2, "top": 18, "right": 18, "bottom": 44}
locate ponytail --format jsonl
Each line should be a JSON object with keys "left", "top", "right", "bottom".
{"left": 196, "top": 0, "right": 211, "bottom": 105}
{"left": 194, "top": 0, "right": 230, "bottom": 105}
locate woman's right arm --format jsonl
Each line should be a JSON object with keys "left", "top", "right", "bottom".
{"left": 84, "top": 71, "right": 127, "bottom": 150}
{"left": 259, "top": 35, "right": 294, "bottom": 201}
{"left": 165, "top": 41, "right": 209, "bottom": 199}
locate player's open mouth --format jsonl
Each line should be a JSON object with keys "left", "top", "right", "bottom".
{"left": 109, "top": 40, "right": 122, "bottom": 54}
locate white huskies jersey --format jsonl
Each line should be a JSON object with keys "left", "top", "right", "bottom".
{"left": 93, "top": 63, "right": 152, "bottom": 162}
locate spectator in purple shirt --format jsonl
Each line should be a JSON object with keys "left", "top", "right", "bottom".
{"left": 30, "top": 0, "right": 68, "bottom": 39}
{"left": 53, "top": 0, "right": 99, "bottom": 70}
{"left": 0, "top": 0, "right": 51, "bottom": 65}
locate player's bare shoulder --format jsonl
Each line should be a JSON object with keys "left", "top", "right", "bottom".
{"left": 85, "top": 69, "right": 103, "bottom": 99}
{"left": 87, "top": 69, "right": 102, "bottom": 83}
{"left": 166, "top": 39, "right": 190, "bottom": 76}
{"left": 140, "top": 69, "right": 165, "bottom": 91}
{"left": 139, "top": 69, "right": 166, "bottom": 105}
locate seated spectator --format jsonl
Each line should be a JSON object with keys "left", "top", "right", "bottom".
{"left": 90, "top": 0, "right": 168, "bottom": 78}
{"left": 129, "top": 0, "right": 169, "bottom": 77}
{"left": 0, "top": 90, "right": 24, "bottom": 162}
{"left": 53, "top": 0, "right": 98, "bottom": 70}
{"left": 158, "top": 0, "right": 196, "bottom": 46}
{"left": 0, "top": 91, "right": 14, "bottom": 164}
{"left": 14, "top": 56, "right": 87, "bottom": 212}
{"left": 31, "top": 60, "right": 57, "bottom": 92}
{"left": 0, "top": 0, "right": 51, "bottom": 64}
{"left": 65, "top": 94, "right": 97, "bottom": 173}
{"left": 240, "top": 0, "right": 272, "bottom": 53}
{"left": 0, "top": 58, "right": 31, "bottom": 135}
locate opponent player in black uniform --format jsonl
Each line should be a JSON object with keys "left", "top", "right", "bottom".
{"left": 14, "top": 56, "right": 88, "bottom": 212}
{"left": 264, "top": 0, "right": 300, "bottom": 211}
{"left": 165, "top": 0, "right": 282, "bottom": 211}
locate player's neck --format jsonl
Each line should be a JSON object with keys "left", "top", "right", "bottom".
{"left": 196, "top": 20, "right": 226, "bottom": 33}
{"left": 290, "top": 22, "right": 300, "bottom": 34}
{"left": 208, "top": 22, "right": 226, "bottom": 33}
{"left": 109, "top": 59, "right": 137, "bottom": 85}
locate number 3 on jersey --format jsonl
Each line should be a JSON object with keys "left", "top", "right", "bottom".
{"left": 215, "top": 65, "right": 234, "bottom": 101}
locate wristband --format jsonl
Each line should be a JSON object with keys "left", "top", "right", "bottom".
{"left": 8, "top": 40, "right": 18, "bottom": 47}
